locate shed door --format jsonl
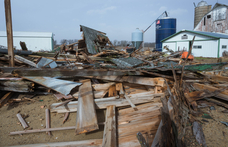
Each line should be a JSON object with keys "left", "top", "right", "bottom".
{"left": 177, "top": 42, "right": 189, "bottom": 51}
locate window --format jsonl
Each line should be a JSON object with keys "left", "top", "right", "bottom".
{"left": 182, "top": 34, "right": 188, "bottom": 39}
{"left": 193, "top": 45, "right": 202, "bottom": 49}
{"left": 207, "top": 15, "right": 211, "bottom": 19}
{"left": 222, "top": 45, "right": 227, "bottom": 49}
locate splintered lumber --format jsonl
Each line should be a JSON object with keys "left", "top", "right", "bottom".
{"left": 9, "top": 139, "right": 103, "bottom": 147}
{"left": 86, "top": 76, "right": 164, "bottom": 87}
{"left": 16, "top": 113, "right": 28, "bottom": 129}
{"left": 108, "top": 85, "right": 117, "bottom": 97}
{"left": 0, "top": 80, "right": 34, "bottom": 92}
{"left": 124, "top": 93, "right": 137, "bottom": 110}
{"left": 14, "top": 55, "right": 36, "bottom": 67}
{"left": 63, "top": 112, "right": 69, "bottom": 124}
{"left": 45, "top": 109, "right": 51, "bottom": 135}
{"left": 12, "top": 68, "right": 142, "bottom": 77}
{"left": 92, "top": 82, "right": 115, "bottom": 91}
{"left": 118, "top": 102, "right": 162, "bottom": 147}
{"left": 205, "top": 74, "right": 228, "bottom": 83}
{"left": 51, "top": 92, "right": 164, "bottom": 113}
{"left": 75, "top": 79, "right": 99, "bottom": 134}
{"left": 0, "top": 92, "right": 14, "bottom": 108}
{"left": 102, "top": 105, "right": 117, "bottom": 147}
{"left": 193, "top": 83, "right": 228, "bottom": 101}
{"left": 73, "top": 90, "right": 108, "bottom": 99}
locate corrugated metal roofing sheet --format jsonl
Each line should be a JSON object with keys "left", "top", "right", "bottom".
{"left": 110, "top": 57, "right": 144, "bottom": 68}
{"left": 0, "top": 31, "right": 53, "bottom": 38}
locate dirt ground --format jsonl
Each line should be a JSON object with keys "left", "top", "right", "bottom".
{"left": 0, "top": 94, "right": 105, "bottom": 146}
{"left": 184, "top": 104, "right": 228, "bottom": 147}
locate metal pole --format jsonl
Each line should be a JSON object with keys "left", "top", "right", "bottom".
{"left": 4, "top": 0, "right": 14, "bottom": 67}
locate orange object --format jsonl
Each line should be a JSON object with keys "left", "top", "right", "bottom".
{"left": 181, "top": 51, "right": 194, "bottom": 60}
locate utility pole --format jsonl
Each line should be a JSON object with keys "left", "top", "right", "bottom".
{"left": 4, "top": 0, "right": 14, "bottom": 67}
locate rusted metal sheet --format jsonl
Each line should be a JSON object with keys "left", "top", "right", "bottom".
{"left": 22, "top": 76, "right": 82, "bottom": 96}
{"left": 75, "top": 79, "right": 99, "bottom": 134}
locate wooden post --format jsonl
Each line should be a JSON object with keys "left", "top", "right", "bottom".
{"left": 4, "top": 0, "right": 15, "bottom": 67}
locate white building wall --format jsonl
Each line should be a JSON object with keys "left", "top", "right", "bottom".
{"left": 219, "top": 38, "right": 228, "bottom": 57}
{"left": 177, "top": 42, "right": 189, "bottom": 51}
{"left": 162, "top": 42, "right": 176, "bottom": 51}
{"left": 0, "top": 31, "right": 53, "bottom": 52}
{"left": 191, "top": 40, "right": 218, "bottom": 58}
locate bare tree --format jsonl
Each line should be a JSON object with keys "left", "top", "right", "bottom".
{"left": 60, "top": 39, "right": 67, "bottom": 45}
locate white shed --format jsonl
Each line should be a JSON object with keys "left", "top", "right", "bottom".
{"left": 161, "top": 30, "right": 228, "bottom": 58}
{"left": 0, "top": 31, "right": 54, "bottom": 52}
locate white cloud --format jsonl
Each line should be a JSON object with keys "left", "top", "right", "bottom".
{"left": 87, "top": 6, "right": 116, "bottom": 15}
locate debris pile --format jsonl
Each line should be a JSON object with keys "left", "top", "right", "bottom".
{"left": 0, "top": 25, "right": 228, "bottom": 147}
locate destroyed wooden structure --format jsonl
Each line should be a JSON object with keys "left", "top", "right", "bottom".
{"left": 1, "top": 26, "right": 228, "bottom": 147}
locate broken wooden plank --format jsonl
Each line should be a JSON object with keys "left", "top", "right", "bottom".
{"left": 0, "top": 92, "right": 14, "bottom": 108}
{"left": 75, "top": 79, "right": 99, "bottom": 134}
{"left": 14, "top": 55, "right": 36, "bottom": 67}
{"left": 16, "top": 113, "right": 28, "bottom": 129}
{"left": 108, "top": 85, "right": 117, "bottom": 97}
{"left": 118, "top": 102, "right": 162, "bottom": 147}
{"left": 73, "top": 90, "right": 108, "bottom": 99}
{"left": 9, "top": 139, "right": 103, "bottom": 147}
{"left": 45, "top": 109, "right": 51, "bottom": 136}
{"left": 193, "top": 83, "right": 228, "bottom": 101}
{"left": 102, "top": 105, "right": 117, "bottom": 147}
{"left": 63, "top": 112, "right": 69, "bottom": 124}
{"left": 51, "top": 92, "right": 164, "bottom": 113}
{"left": 85, "top": 76, "right": 164, "bottom": 87}
{"left": 0, "top": 80, "right": 34, "bottom": 92}
{"left": 92, "top": 82, "right": 115, "bottom": 91}
{"left": 124, "top": 93, "right": 137, "bottom": 111}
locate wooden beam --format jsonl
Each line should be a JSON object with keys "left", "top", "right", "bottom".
{"left": 102, "top": 105, "right": 117, "bottom": 147}
{"left": 16, "top": 113, "right": 28, "bottom": 129}
{"left": 85, "top": 76, "right": 164, "bottom": 87}
{"left": 0, "top": 92, "right": 14, "bottom": 108}
{"left": 4, "top": 0, "right": 14, "bottom": 67}
{"left": 75, "top": 79, "right": 99, "bottom": 134}
{"left": 12, "top": 69, "right": 142, "bottom": 77}
{"left": 9, "top": 139, "right": 103, "bottom": 147}
{"left": 14, "top": 55, "right": 37, "bottom": 67}
{"left": 10, "top": 123, "right": 105, "bottom": 136}
{"left": 124, "top": 93, "right": 137, "bottom": 111}
{"left": 51, "top": 92, "right": 164, "bottom": 113}
{"left": 193, "top": 83, "right": 228, "bottom": 101}
{"left": 45, "top": 109, "right": 51, "bottom": 136}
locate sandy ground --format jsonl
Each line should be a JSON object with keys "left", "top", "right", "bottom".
{"left": 184, "top": 104, "right": 228, "bottom": 147}
{"left": 0, "top": 94, "right": 105, "bottom": 146}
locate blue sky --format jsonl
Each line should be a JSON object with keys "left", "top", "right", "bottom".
{"left": 0, "top": 0, "right": 227, "bottom": 43}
